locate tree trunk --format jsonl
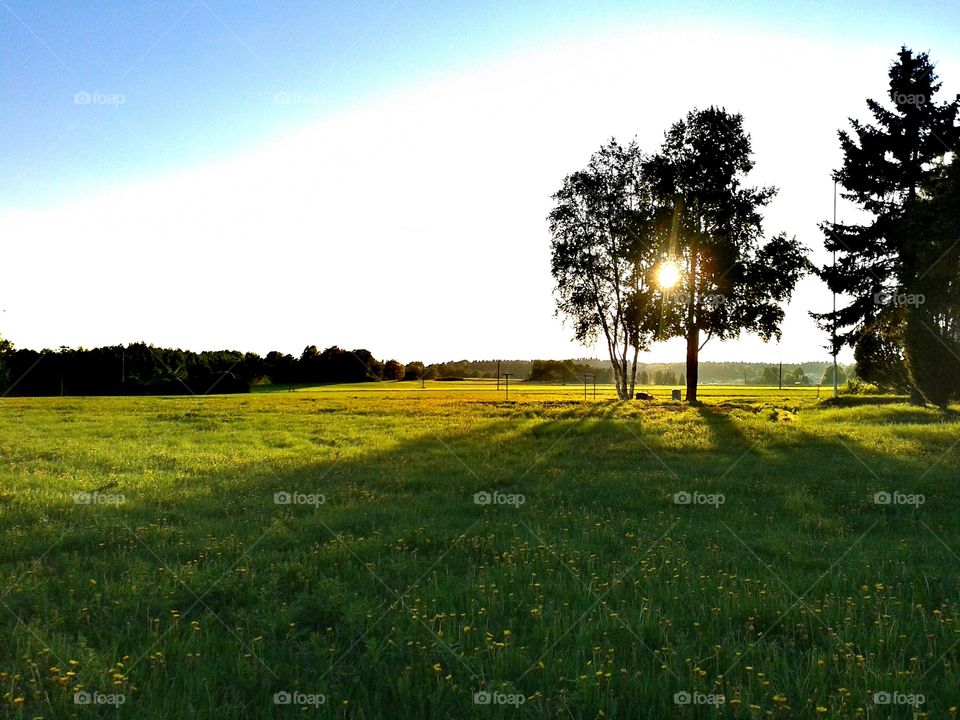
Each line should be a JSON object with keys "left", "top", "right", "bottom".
{"left": 685, "top": 327, "right": 699, "bottom": 403}
{"left": 609, "top": 353, "right": 627, "bottom": 400}
{"left": 685, "top": 236, "right": 700, "bottom": 404}
{"left": 627, "top": 345, "right": 639, "bottom": 398}
{"left": 621, "top": 355, "right": 630, "bottom": 400}
{"left": 612, "top": 363, "right": 625, "bottom": 400}
{"left": 908, "top": 384, "right": 924, "bottom": 406}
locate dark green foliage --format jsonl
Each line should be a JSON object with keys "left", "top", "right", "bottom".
{"left": 0, "top": 334, "right": 12, "bottom": 388}
{"left": 784, "top": 366, "right": 809, "bottom": 385}
{"left": 403, "top": 361, "right": 425, "bottom": 380}
{"left": 901, "top": 160, "right": 960, "bottom": 407}
{"left": 0, "top": 342, "right": 392, "bottom": 396}
{"left": 652, "top": 368, "right": 677, "bottom": 385}
{"left": 644, "top": 107, "right": 809, "bottom": 402}
{"left": 548, "top": 139, "right": 662, "bottom": 399}
{"left": 903, "top": 307, "right": 960, "bottom": 408}
{"left": 383, "top": 359, "right": 405, "bottom": 381}
{"left": 528, "top": 360, "right": 612, "bottom": 383}
{"left": 819, "top": 364, "right": 847, "bottom": 386}
{"left": 853, "top": 310, "right": 912, "bottom": 393}
{"left": 759, "top": 366, "right": 780, "bottom": 385}
{"left": 815, "top": 47, "right": 959, "bottom": 357}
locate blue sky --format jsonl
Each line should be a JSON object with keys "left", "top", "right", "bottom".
{"left": 1, "top": 1, "right": 958, "bottom": 363}
{"left": 4, "top": 0, "right": 958, "bottom": 211}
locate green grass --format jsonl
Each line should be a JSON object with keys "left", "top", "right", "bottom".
{"left": 0, "top": 383, "right": 958, "bottom": 718}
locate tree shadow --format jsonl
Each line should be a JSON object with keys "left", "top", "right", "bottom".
{"left": 1, "top": 397, "right": 959, "bottom": 718}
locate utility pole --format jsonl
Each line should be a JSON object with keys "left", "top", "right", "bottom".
{"left": 778, "top": 361, "right": 782, "bottom": 390}
{"left": 503, "top": 372, "right": 512, "bottom": 401}
{"left": 497, "top": 360, "right": 501, "bottom": 390}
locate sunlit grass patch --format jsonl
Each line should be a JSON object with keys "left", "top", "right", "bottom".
{"left": 0, "top": 387, "right": 957, "bottom": 718}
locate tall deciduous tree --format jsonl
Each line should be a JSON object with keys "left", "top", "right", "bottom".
{"left": 548, "top": 139, "right": 661, "bottom": 400}
{"left": 815, "top": 47, "right": 959, "bottom": 400}
{"left": 645, "top": 107, "right": 808, "bottom": 402}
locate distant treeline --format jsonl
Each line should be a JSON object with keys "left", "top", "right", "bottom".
{"left": 0, "top": 343, "right": 391, "bottom": 396}
{"left": 440, "top": 359, "right": 853, "bottom": 386}
{"left": 0, "top": 339, "right": 854, "bottom": 396}
{"left": 623, "top": 362, "right": 853, "bottom": 386}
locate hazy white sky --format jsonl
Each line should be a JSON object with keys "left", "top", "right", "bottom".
{"left": 2, "top": 13, "right": 957, "bottom": 364}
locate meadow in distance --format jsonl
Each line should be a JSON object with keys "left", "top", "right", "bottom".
{"left": 0, "top": 380, "right": 959, "bottom": 718}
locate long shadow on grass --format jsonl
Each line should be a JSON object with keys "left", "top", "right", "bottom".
{"left": 2, "top": 398, "right": 960, "bottom": 718}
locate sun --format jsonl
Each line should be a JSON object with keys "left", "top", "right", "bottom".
{"left": 656, "top": 261, "right": 682, "bottom": 290}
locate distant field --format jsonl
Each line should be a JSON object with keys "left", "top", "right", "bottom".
{"left": 254, "top": 379, "right": 834, "bottom": 401}
{"left": 0, "top": 385, "right": 957, "bottom": 718}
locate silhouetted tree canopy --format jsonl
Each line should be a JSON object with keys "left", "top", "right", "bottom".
{"left": 901, "top": 159, "right": 960, "bottom": 408}
{"left": 0, "top": 342, "right": 392, "bottom": 396}
{"left": 814, "top": 47, "right": 959, "bottom": 403}
{"left": 644, "top": 107, "right": 809, "bottom": 402}
{"left": 548, "top": 139, "right": 662, "bottom": 399}
{"left": 383, "top": 360, "right": 405, "bottom": 381}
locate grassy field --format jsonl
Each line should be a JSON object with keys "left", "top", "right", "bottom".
{"left": 1, "top": 382, "right": 958, "bottom": 718}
